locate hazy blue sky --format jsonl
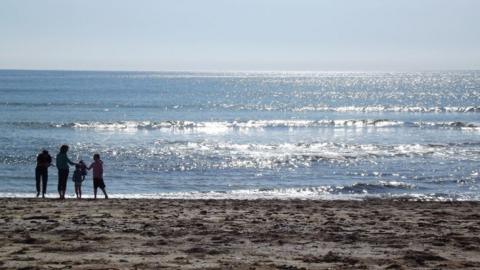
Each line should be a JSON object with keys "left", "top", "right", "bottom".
{"left": 1, "top": 0, "right": 479, "bottom": 71}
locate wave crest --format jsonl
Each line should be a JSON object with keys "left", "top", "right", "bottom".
{"left": 2, "top": 181, "right": 476, "bottom": 201}
{"left": 293, "top": 106, "right": 480, "bottom": 113}
{"left": 6, "top": 119, "right": 480, "bottom": 131}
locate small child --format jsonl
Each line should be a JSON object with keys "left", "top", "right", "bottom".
{"left": 88, "top": 154, "right": 108, "bottom": 199}
{"left": 72, "top": 164, "right": 84, "bottom": 199}
{"left": 78, "top": 160, "right": 88, "bottom": 181}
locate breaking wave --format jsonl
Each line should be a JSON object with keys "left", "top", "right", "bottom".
{"left": 292, "top": 106, "right": 480, "bottom": 113}
{"left": 5, "top": 119, "right": 480, "bottom": 131}
{"left": 1, "top": 181, "right": 478, "bottom": 201}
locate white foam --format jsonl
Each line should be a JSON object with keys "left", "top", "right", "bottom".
{"left": 61, "top": 119, "right": 480, "bottom": 131}
{"left": 293, "top": 106, "right": 480, "bottom": 113}
{"left": 1, "top": 190, "right": 477, "bottom": 201}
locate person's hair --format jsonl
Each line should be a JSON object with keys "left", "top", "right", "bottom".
{"left": 93, "top": 153, "right": 100, "bottom": 160}
{"left": 42, "top": 149, "right": 49, "bottom": 154}
{"left": 60, "top": 145, "right": 69, "bottom": 153}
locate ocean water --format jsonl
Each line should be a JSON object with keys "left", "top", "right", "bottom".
{"left": 1, "top": 70, "right": 479, "bottom": 200}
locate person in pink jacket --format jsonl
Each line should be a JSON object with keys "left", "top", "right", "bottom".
{"left": 88, "top": 154, "right": 108, "bottom": 199}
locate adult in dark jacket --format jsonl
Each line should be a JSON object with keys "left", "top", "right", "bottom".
{"left": 56, "top": 145, "right": 76, "bottom": 199}
{"left": 35, "top": 150, "right": 52, "bottom": 198}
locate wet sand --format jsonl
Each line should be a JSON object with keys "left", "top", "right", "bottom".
{"left": 0, "top": 198, "right": 479, "bottom": 269}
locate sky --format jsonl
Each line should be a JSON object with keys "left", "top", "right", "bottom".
{"left": 0, "top": 0, "right": 479, "bottom": 71}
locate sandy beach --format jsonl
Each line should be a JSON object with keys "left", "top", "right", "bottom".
{"left": 0, "top": 198, "right": 479, "bottom": 269}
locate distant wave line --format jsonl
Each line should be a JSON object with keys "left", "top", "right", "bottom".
{"left": 3, "top": 119, "right": 480, "bottom": 131}
{"left": 1, "top": 102, "right": 479, "bottom": 113}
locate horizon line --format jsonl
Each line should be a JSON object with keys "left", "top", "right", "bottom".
{"left": 1, "top": 67, "right": 479, "bottom": 74}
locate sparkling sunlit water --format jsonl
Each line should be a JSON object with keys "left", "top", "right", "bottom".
{"left": 1, "top": 70, "right": 479, "bottom": 199}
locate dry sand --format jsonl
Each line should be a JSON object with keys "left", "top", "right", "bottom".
{"left": 0, "top": 198, "right": 479, "bottom": 269}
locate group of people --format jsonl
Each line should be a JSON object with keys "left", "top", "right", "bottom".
{"left": 35, "top": 145, "right": 108, "bottom": 199}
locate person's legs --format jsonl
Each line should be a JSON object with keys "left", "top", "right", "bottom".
{"left": 35, "top": 167, "right": 41, "bottom": 197}
{"left": 59, "top": 173, "right": 64, "bottom": 198}
{"left": 58, "top": 169, "right": 68, "bottom": 199}
{"left": 100, "top": 187, "right": 108, "bottom": 199}
{"left": 93, "top": 178, "right": 101, "bottom": 199}
{"left": 57, "top": 170, "right": 62, "bottom": 198}
{"left": 96, "top": 178, "right": 108, "bottom": 199}
{"left": 78, "top": 186, "right": 82, "bottom": 199}
{"left": 63, "top": 176, "right": 67, "bottom": 199}
{"left": 41, "top": 168, "right": 48, "bottom": 197}
{"left": 63, "top": 171, "right": 68, "bottom": 198}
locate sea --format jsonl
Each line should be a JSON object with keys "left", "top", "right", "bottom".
{"left": 0, "top": 70, "right": 479, "bottom": 200}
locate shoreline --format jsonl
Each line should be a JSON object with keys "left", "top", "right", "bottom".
{"left": 1, "top": 192, "right": 477, "bottom": 201}
{"left": 1, "top": 198, "right": 479, "bottom": 269}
